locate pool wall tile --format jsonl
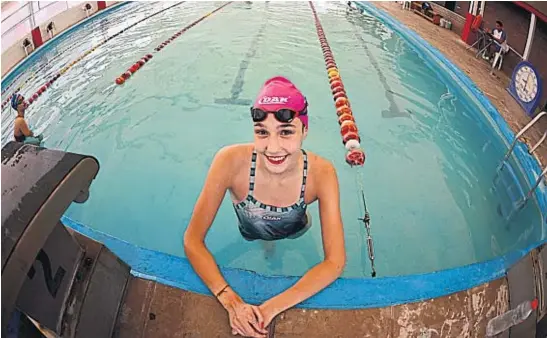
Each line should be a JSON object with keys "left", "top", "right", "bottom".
{"left": 111, "top": 276, "right": 509, "bottom": 337}
{"left": 114, "top": 278, "right": 156, "bottom": 338}
{"left": 271, "top": 306, "right": 394, "bottom": 338}
{"left": 466, "top": 278, "right": 509, "bottom": 337}
{"left": 538, "top": 244, "right": 547, "bottom": 318}
{"left": 390, "top": 292, "right": 470, "bottom": 337}
{"left": 144, "top": 283, "right": 234, "bottom": 338}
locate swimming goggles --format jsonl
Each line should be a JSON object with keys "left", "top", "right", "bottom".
{"left": 250, "top": 100, "right": 308, "bottom": 124}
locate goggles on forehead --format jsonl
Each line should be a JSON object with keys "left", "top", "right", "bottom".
{"left": 250, "top": 98, "right": 308, "bottom": 123}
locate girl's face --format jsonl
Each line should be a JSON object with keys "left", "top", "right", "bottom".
{"left": 17, "top": 99, "right": 27, "bottom": 115}
{"left": 253, "top": 114, "right": 307, "bottom": 175}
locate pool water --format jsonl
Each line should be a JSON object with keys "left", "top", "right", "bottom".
{"left": 1, "top": 1, "right": 543, "bottom": 278}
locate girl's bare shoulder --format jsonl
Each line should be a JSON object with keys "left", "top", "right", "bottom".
{"left": 305, "top": 150, "right": 337, "bottom": 176}
{"left": 214, "top": 143, "right": 254, "bottom": 171}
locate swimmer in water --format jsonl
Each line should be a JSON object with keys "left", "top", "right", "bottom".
{"left": 11, "top": 94, "right": 43, "bottom": 145}
{"left": 184, "top": 76, "right": 346, "bottom": 337}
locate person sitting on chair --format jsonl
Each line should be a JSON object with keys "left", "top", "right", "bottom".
{"left": 421, "top": 2, "right": 433, "bottom": 16}
{"left": 484, "top": 20, "right": 507, "bottom": 60}
{"left": 83, "top": 3, "right": 93, "bottom": 17}
{"left": 46, "top": 22, "right": 55, "bottom": 39}
{"left": 22, "top": 38, "right": 33, "bottom": 56}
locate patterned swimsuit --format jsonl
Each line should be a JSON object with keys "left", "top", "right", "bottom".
{"left": 233, "top": 149, "right": 309, "bottom": 241}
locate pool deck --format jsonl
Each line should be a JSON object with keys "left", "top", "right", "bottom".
{"left": 371, "top": 2, "right": 547, "bottom": 168}
{"left": 114, "top": 276, "right": 508, "bottom": 337}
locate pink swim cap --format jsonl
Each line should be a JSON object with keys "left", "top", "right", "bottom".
{"left": 253, "top": 76, "right": 308, "bottom": 129}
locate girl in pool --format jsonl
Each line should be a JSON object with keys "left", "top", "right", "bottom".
{"left": 184, "top": 76, "right": 346, "bottom": 337}
{"left": 11, "top": 94, "right": 43, "bottom": 145}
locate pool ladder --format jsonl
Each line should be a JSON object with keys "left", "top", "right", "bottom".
{"left": 494, "top": 111, "right": 547, "bottom": 213}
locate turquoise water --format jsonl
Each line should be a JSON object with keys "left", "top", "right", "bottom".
{"left": 1, "top": 1, "right": 543, "bottom": 278}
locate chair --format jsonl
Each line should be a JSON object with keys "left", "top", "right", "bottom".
{"left": 491, "top": 41, "right": 508, "bottom": 71}
{"left": 492, "top": 51, "right": 504, "bottom": 70}
{"left": 83, "top": 3, "right": 93, "bottom": 17}
{"left": 46, "top": 22, "right": 55, "bottom": 40}
{"left": 22, "top": 38, "right": 33, "bottom": 56}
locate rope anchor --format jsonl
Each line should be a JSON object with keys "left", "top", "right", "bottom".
{"left": 358, "top": 190, "right": 376, "bottom": 277}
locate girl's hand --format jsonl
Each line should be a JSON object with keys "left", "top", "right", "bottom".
{"left": 229, "top": 304, "right": 267, "bottom": 337}
{"left": 258, "top": 303, "right": 278, "bottom": 330}
{"left": 218, "top": 288, "right": 267, "bottom": 337}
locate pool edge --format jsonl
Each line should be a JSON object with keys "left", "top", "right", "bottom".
{"left": 61, "top": 214, "right": 546, "bottom": 309}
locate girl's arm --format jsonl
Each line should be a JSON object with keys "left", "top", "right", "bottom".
{"left": 259, "top": 159, "right": 346, "bottom": 324}
{"left": 184, "top": 145, "right": 267, "bottom": 337}
{"left": 20, "top": 120, "right": 34, "bottom": 137}
{"left": 184, "top": 145, "right": 233, "bottom": 296}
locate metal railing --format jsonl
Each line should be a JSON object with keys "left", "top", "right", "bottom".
{"left": 499, "top": 111, "right": 547, "bottom": 165}
{"left": 495, "top": 111, "right": 547, "bottom": 211}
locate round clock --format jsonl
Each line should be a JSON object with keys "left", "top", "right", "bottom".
{"left": 508, "top": 60, "right": 543, "bottom": 117}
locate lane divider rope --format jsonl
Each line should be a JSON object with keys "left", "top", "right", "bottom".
{"left": 115, "top": 2, "right": 233, "bottom": 85}
{"left": 1, "top": 43, "right": 78, "bottom": 108}
{"left": 308, "top": 1, "right": 365, "bottom": 167}
{"left": 309, "top": 1, "right": 376, "bottom": 277}
{"left": 2, "top": 1, "right": 186, "bottom": 111}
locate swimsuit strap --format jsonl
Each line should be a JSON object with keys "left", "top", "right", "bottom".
{"left": 248, "top": 150, "right": 257, "bottom": 196}
{"left": 247, "top": 149, "right": 308, "bottom": 204}
{"left": 299, "top": 149, "right": 308, "bottom": 204}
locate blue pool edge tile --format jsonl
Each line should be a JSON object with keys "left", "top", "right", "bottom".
{"left": 62, "top": 215, "right": 546, "bottom": 309}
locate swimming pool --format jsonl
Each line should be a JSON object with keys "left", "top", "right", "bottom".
{"left": 1, "top": 0, "right": 545, "bottom": 286}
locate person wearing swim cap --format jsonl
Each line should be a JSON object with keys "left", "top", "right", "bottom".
{"left": 11, "top": 94, "right": 43, "bottom": 145}
{"left": 184, "top": 76, "right": 345, "bottom": 337}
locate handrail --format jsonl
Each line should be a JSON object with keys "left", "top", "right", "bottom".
{"left": 500, "top": 111, "right": 547, "bottom": 165}
{"left": 1, "top": 3, "right": 30, "bottom": 25}
{"left": 1, "top": 15, "right": 32, "bottom": 38}
{"left": 525, "top": 166, "right": 547, "bottom": 201}
{"left": 495, "top": 111, "right": 547, "bottom": 214}
{"left": 530, "top": 130, "right": 547, "bottom": 154}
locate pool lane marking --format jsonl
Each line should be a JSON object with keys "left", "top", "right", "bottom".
{"left": 345, "top": 12, "right": 409, "bottom": 119}
{"left": 115, "top": 2, "right": 233, "bottom": 85}
{"left": 215, "top": 5, "right": 269, "bottom": 106}
{"left": 2, "top": 2, "right": 187, "bottom": 111}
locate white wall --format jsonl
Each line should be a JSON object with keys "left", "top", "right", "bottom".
{"left": 1, "top": 2, "right": 120, "bottom": 77}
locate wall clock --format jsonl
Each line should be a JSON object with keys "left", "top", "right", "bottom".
{"left": 507, "top": 60, "right": 542, "bottom": 117}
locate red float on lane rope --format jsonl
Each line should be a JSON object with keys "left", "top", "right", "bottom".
{"left": 1, "top": 3, "right": 190, "bottom": 111}
{"left": 115, "top": 2, "right": 233, "bottom": 85}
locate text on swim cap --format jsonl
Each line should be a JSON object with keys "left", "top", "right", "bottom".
{"left": 258, "top": 96, "right": 289, "bottom": 105}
